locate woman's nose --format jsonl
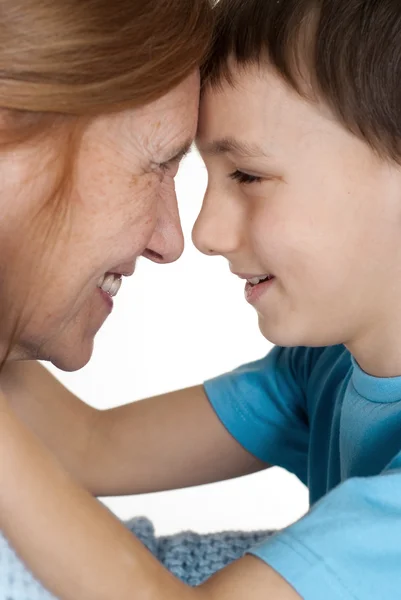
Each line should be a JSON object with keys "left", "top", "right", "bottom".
{"left": 192, "top": 188, "right": 242, "bottom": 257}
{"left": 144, "top": 192, "right": 184, "bottom": 264}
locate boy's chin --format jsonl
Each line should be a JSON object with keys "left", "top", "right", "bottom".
{"left": 257, "top": 314, "right": 324, "bottom": 348}
{"left": 258, "top": 320, "right": 297, "bottom": 347}
{"left": 258, "top": 314, "right": 347, "bottom": 349}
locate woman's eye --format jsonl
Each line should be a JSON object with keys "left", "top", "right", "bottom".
{"left": 229, "top": 170, "right": 262, "bottom": 184}
{"left": 159, "top": 160, "right": 179, "bottom": 177}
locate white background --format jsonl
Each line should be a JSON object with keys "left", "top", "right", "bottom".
{"left": 45, "top": 150, "right": 309, "bottom": 536}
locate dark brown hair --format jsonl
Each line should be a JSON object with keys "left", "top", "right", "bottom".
{"left": 0, "top": 0, "right": 213, "bottom": 363}
{"left": 202, "top": 0, "right": 401, "bottom": 162}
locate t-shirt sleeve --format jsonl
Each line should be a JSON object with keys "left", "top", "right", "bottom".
{"left": 248, "top": 450, "right": 401, "bottom": 599}
{"left": 203, "top": 345, "right": 316, "bottom": 484}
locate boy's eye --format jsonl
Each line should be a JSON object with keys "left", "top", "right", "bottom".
{"left": 229, "top": 170, "right": 262, "bottom": 184}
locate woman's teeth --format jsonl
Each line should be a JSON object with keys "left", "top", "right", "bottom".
{"left": 97, "top": 273, "right": 122, "bottom": 297}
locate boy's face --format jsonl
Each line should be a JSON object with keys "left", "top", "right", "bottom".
{"left": 194, "top": 64, "right": 401, "bottom": 350}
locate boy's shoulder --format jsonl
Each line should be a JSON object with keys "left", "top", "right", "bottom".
{"left": 288, "top": 342, "right": 351, "bottom": 378}
{"left": 286, "top": 344, "right": 352, "bottom": 400}
{"left": 234, "top": 343, "right": 351, "bottom": 383}
{"left": 214, "top": 344, "right": 352, "bottom": 402}
{"left": 290, "top": 343, "right": 351, "bottom": 372}
{"left": 260, "top": 344, "right": 352, "bottom": 399}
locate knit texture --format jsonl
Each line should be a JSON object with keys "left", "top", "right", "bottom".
{"left": 0, "top": 518, "right": 274, "bottom": 598}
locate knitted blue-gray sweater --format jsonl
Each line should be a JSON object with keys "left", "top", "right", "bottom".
{"left": 0, "top": 517, "right": 273, "bottom": 599}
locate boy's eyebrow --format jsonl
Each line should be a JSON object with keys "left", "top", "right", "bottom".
{"left": 160, "top": 140, "right": 193, "bottom": 165}
{"left": 196, "top": 136, "right": 270, "bottom": 158}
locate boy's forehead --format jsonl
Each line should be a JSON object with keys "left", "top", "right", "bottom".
{"left": 196, "top": 64, "right": 336, "bottom": 158}
{"left": 195, "top": 68, "right": 286, "bottom": 157}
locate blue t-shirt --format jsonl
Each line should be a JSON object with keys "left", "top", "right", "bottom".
{"left": 204, "top": 344, "right": 401, "bottom": 599}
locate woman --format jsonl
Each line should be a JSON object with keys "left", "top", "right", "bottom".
{"left": 0, "top": 0, "right": 208, "bottom": 372}
{"left": 0, "top": 0, "right": 214, "bottom": 595}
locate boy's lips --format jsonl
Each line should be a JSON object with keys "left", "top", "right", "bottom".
{"left": 244, "top": 276, "right": 275, "bottom": 304}
{"left": 231, "top": 271, "right": 276, "bottom": 304}
{"left": 231, "top": 271, "right": 274, "bottom": 282}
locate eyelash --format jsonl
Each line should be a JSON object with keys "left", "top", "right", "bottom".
{"left": 159, "top": 156, "right": 183, "bottom": 175}
{"left": 229, "top": 170, "right": 263, "bottom": 184}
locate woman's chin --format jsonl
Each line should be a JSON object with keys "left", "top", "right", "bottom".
{"left": 33, "top": 335, "right": 95, "bottom": 372}
{"left": 50, "top": 350, "right": 93, "bottom": 372}
{"left": 48, "top": 339, "right": 95, "bottom": 371}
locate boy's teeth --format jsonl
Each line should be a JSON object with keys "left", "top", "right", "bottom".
{"left": 248, "top": 275, "right": 271, "bottom": 285}
{"left": 97, "top": 273, "right": 122, "bottom": 297}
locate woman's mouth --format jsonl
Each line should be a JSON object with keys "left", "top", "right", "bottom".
{"left": 96, "top": 273, "right": 122, "bottom": 312}
{"left": 97, "top": 273, "right": 122, "bottom": 297}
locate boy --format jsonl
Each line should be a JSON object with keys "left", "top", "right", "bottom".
{"left": 3, "top": 0, "right": 401, "bottom": 598}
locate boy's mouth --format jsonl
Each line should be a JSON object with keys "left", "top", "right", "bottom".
{"left": 246, "top": 274, "right": 274, "bottom": 286}
{"left": 231, "top": 271, "right": 274, "bottom": 283}
{"left": 231, "top": 272, "right": 276, "bottom": 304}
{"left": 244, "top": 275, "right": 275, "bottom": 304}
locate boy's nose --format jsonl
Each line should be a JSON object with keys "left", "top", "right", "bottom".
{"left": 144, "top": 194, "right": 184, "bottom": 264}
{"left": 192, "top": 187, "right": 244, "bottom": 257}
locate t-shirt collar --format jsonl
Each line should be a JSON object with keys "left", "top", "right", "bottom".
{"left": 351, "top": 355, "right": 401, "bottom": 403}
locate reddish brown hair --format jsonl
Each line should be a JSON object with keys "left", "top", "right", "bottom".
{"left": 1, "top": 0, "right": 212, "bottom": 114}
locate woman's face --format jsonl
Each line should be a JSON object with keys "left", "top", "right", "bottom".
{"left": 2, "top": 72, "right": 199, "bottom": 371}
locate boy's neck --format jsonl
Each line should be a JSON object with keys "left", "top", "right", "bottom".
{"left": 347, "top": 330, "right": 401, "bottom": 378}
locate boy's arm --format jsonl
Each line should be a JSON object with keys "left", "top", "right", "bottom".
{"left": 1, "top": 360, "right": 268, "bottom": 496}
{"left": 89, "top": 385, "right": 268, "bottom": 496}
{"left": 0, "top": 394, "right": 301, "bottom": 600}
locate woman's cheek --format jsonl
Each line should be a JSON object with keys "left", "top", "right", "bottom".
{"left": 160, "top": 173, "right": 176, "bottom": 193}
{"left": 158, "top": 176, "right": 179, "bottom": 215}
{"left": 123, "top": 172, "right": 160, "bottom": 220}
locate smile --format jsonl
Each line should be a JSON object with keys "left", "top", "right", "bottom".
{"left": 97, "top": 273, "right": 122, "bottom": 297}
